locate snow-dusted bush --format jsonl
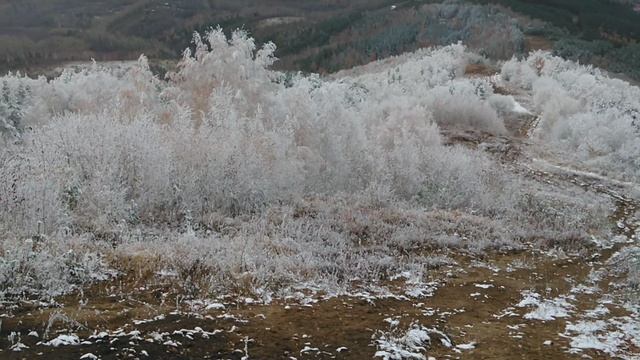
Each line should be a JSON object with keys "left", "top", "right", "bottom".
{"left": 338, "top": 45, "right": 507, "bottom": 135}
{"left": 501, "top": 51, "right": 640, "bottom": 182}
{"left": 0, "top": 30, "right": 514, "bottom": 239}
{"left": 0, "top": 235, "right": 110, "bottom": 300}
{"left": 608, "top": 246, "right": 640, "bottom": 296}
{"left": 511, "top": 184, "right": 611, "bottom": 245}
{"left": 0, "top": 30, "right": 611, "bottom": 298}
{"left": 373, "top": 321, "right": 445, "bottom": 360}
{"left": 426, "top": 80, "right": 506, "bottom": 134}
{"left": 112, "top": 204, "right": 426, "bottom": 296}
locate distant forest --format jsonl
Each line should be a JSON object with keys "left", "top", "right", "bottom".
{"left": 1, "top": 0, "right": 639, "bottom": 79}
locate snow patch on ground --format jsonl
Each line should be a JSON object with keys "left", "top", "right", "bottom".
{"left": 372, "top": 321, "right": 456, "bottom": 360}
{"left": 515, "top": 291, "right": 574, "bottom": 321}
{"left": 591, "top": 235, "right": 634, "bottom": 249}
{"left": 373, "top": 323, "right": 431, "bottom": 360}
{"left": 10, "top": 342, "right": 29, "bottom": 352}
{"left": 405, "top": 281, "right": 438, "bottom": 299}
{"left": 132, "top": 314, "right": 166, "bottom": 325}
{"left": 560, "top": 297, "right": 640, "bottom": 359}
{"left": 512, "top": 100, "right": 531, "bottom": 114}
{"left": 474, "top": 283, "right": 493, "bottom": 289}
{"left": 42, "top": 334, "right": 80, "bottom": 347}
{"left": 371, "top": 314, "right": 465, "bottom": 360}
{"left": 455, "top": 342, "right": 476, "bottom": 350}
{"left": 563, "top": 320, "right": 625, "bottom": 356}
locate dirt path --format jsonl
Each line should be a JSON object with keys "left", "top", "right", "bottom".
{"left": 1, "top": 239, "right": 636, "bottom": 359}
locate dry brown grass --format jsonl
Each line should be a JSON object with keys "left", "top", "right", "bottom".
{"left": 464, "top": 63, "right": 498, "bottom": 77}
{"left": 525, "top": 35, "right": 554, "bottom": 52}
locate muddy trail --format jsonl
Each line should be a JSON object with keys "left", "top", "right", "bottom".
{"left": 2, "top": 74, "right": 640, "bottom": 360}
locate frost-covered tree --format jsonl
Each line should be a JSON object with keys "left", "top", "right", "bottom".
{"left": 0, "top": 78, "right": 31, "bottom": 138}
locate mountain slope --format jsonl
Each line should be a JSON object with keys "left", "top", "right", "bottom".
{"left": 2, "top": 0, "right": 640, "bottom": 81}
{"left": 1, "top": 29, "right": 640, "bottom": 358}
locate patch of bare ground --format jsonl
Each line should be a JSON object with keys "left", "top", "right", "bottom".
{"left": 464, "top": 63, "right": 499, "bottom": 77}
{"left": 525, "top": 36, "right": 554, "bottom": 52}
{"left": 1, "top": 230, "right": 636, "bottom": 360}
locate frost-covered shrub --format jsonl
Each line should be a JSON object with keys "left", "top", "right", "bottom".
{"left": 335, "top": 41, "right": 468, "bottom": 83}
{"left": 426, "top": 82, "right": 506, "bottom": 134}
{"left": 416, "top": 146, "right": 514, "bottom": 211}
{"left": 531, "top": 77, "right": 581, "bottom": 133}
{"left": 550, "top": 109, "right": 640, "bottom": 180}
{"left": 339, "top": 46, "right": 507, "bottom": 135}
{"left": 373, "top": 321, "right": 436, "bottom": 360}
{"left": 112, "top": 202, "right": 439, "bottom": 297}
{"left": 501, "top": 51, "right": 640, "bottom": 182}
{"left": 0, "top": 30, "right": 514, "bottom": 239}
{"left": 607, "top": 246, "right": 640, "bottom": 300}
{"left": 487, "top": 93, "right": 519, "bottom": 116}
{"left": 501, "top": 56, "right": 539, "bottom": 90}
{"left": 511, "top": 184, "right": 610, "bottom": 246}
{"left": 0, "top": 235, "right": 109, "bottom": 299}
{"left": 0, "top": 30, "right": 612, "bottom": 299}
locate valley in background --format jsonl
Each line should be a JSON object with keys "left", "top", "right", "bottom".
{"left": 1, "top": 0, "right": 640, "bottom": 80}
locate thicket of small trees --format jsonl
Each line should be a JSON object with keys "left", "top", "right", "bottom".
{"left": 0, "top": 30, "right": 611, "bottom": 299}
{"left": 502, "top": 51, "right": 640, "bottom": 182}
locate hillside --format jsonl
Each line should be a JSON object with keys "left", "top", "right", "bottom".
{"left": 1, "top": 27, "right": 640, "bottom": 358}
{"left": 0, "top": 0, "right": 392, "bottom": 73}
{"left": 1, "top": 0, "right": 640, "bottom": 80}
{"left": 1, "top": 2, "right": 640, "bottom": 359}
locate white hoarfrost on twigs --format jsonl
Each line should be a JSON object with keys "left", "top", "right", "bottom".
{"left": 373, "top": 320, "right": 464, "bottom": 359}
{"left": 373, "top": 322, "right": 433, "bottom": 360}
{"left": 501, "top": 51, "right": 640, "bottom": 182}
{"left": 0, "top": 29, "right": 611, "bottom": 299}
